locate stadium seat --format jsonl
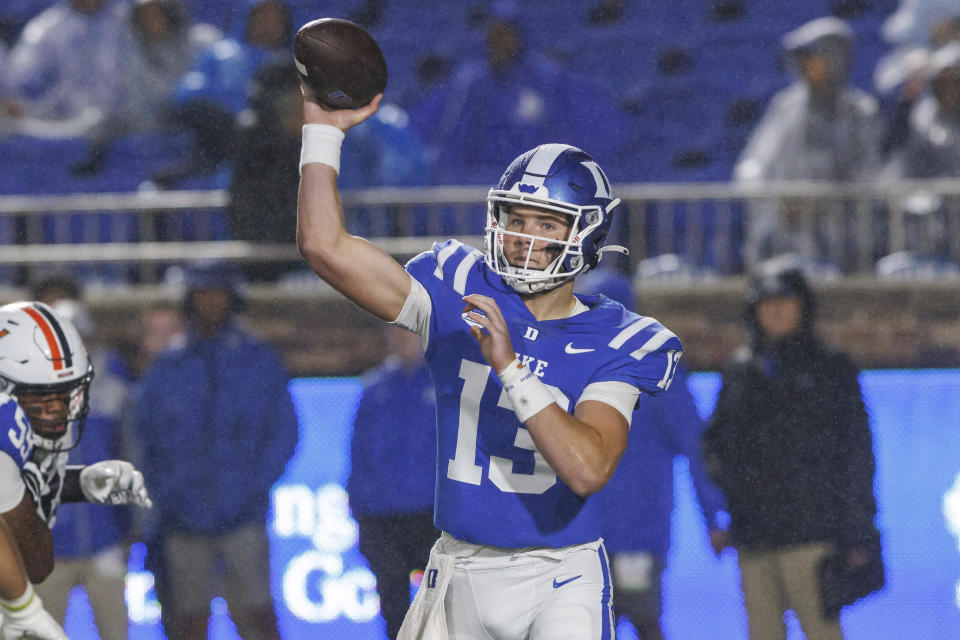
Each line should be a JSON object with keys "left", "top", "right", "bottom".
{"left": 875, "top": 252, "right": 960, "bottom": 281}
{"left": 756, "top": 253, "right": 843, "bottom": 281}
{"left": 634, "top": 253, "right": 719, "bottom": 283}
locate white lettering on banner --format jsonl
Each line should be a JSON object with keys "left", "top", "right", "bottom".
{"left": 273, "top": 484, "right": 379, "bottom": 623}
{"left": 126, "top": 571, "right": 161, "bottom": 624}
{"left": 274, "top": 484, "right": 357, "bottom": 553}
{"left": 283, "top": 551, "right": 380, "bottom": 623}
{"left": 943, "top": 473, "right": 960, "bottom": 609}
{"left": 273, "top": 485, "right": 315, "bottom": 536}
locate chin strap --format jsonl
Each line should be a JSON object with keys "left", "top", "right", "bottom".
{"left": 596, "top": 199, "right": 628, "bottom": 263}
{"left": 598, "top": 245, "right": 629, "bottom": 258}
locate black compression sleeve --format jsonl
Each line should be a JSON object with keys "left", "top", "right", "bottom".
{"left": 60, "top": 466, "right": 86, "bottom": 503}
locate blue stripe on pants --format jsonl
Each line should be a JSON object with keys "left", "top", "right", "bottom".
{"left": 598, "top": 544, "right": 613, "bottom": 639}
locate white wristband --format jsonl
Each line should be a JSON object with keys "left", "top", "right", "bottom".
{"left": 300, "top": 124, "right": 345, "bottom": 175}
{"left": 0, "top": 582, "right": 35, "bottom": 612}
{"left": 497, "top": 358, "right": 557, "bottom": 423}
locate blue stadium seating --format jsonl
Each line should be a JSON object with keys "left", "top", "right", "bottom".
{"left": 0, "top": 0, "right": 899, "bottom": 272}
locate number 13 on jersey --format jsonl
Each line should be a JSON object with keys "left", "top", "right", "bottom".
{"left": 447, "top": 359, "right": 569, "bottom": 495}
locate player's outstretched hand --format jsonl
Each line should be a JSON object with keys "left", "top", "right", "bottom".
{"left": 0, "top": 584, "right": 68, "bottom": 640}
{"left": 301, "top": 83, "right": 382, "bottom": 133}
{"left": 79, "top": 460, "right": 153, "bottom": 508}
{"left": 462, "top": 294, "right": 516, "bottom": 373}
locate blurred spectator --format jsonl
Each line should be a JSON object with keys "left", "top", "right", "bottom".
{"left": 347, "top": 326, "right": 438, "bottom": 640}
{"left": 128, "top": 300, "right": 184, "bottom": 637}
{"left": 883, "top": 0, "right": 960, "bottom": 49}
{"left": 136, "top": 261, "right": 298, "bottom": 640}
{"left": 3, "top": 0, "right": 137, "bottom": 138}
{"left": 587, "top": 0, "right": 626, "bottom": 27}
{"left": 132, "top": 300, "right": 185, "bottom": 377}
{"left": 882, "top": 43, "right": 960, "bottom": 259}
{"left": 702, "top": 265, "right": 883, "bottom": 640}
{"left": 735, "top": 17, "right": 882, "bottom": 270}
{"left": 229, "top": 61, "right": 433, "bottom": 281}
{"left": 0, "top": 42, "right": 17, "bottom": 134}
{"left": 28, "top": 272, "right": 82, "bottom": 306}
{"left": 408, "top": 0, "right": 628, "bottom": 184}
{"left": 875, "top": 0, "right": 960, "bottom": 159}
{"left": 393, "top": 52, "right": 453, "bottom": 110}
{"left": 575, "top": 266, "right": 727, "bottom": 640}
{"left": 875, "top": 47, "right": 931, "bottom": 158}
{"left": 151, "top": 0, "right": 293, "bottom": 188}
{"left": 227, "top": 61, "right": 301, "bottom": 274}
{"left": 28, "top": 277, "right": 136, "bottom": 640}
{"left": 887, "top": 42, "right": 960, "bottom": 178}
{"left": 0, "top": 1, "right": 58, "bottom": 46}
{"left": 72, "top": 0, "right": 221, "bottom": 175}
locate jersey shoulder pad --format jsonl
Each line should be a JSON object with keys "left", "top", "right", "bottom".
{"left": 0, "top": 392, "right": 16, "bottom": 410}
{"left": 0, "top": 393, "right": 22, "bottom": 429}
{"left": 603, "top": 313, "right": 683, "bottom": 393}
{"left": 0, "top": 393, "right": 32, "bottom": 468}
{"left": 405, "top": 239, "right": 484, "bottom": 295}
{"left": 605, "top": 311, "right": 682, "bottom": 353}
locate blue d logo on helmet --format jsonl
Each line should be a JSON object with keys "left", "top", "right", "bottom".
{"left": 485, "top": 144, "right": 626, "bottom": 294}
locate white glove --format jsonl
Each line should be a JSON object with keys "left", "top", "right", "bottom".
{"left": 0, "top": 583, "right": 68, "bottom": 640}
{"left": 79, "top": 460, "right": 153, "bottom": 508}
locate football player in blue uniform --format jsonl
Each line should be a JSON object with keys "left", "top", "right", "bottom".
{"left": 297, "top": 92, "right": 682, "bottom": 640}
{"left": 0, "top": 301, "right": 151, "bottom": 640}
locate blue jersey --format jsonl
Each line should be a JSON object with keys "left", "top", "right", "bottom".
{"left": 405, "top": 241, "right": 683, "bottom": 548}
{"left": 0, "top": 393, "right": 34, "bottom": 471}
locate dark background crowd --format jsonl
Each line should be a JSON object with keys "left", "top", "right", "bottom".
{"left": 0, "top": 0, "right": 959, "bottom": 281}
{"left": 0, "top": 0, "right": 949, "bottom": 638}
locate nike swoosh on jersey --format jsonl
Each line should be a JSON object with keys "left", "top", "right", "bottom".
{"left": 553, "top": 574, "right": 583, "bottom": 588}
{"left": 564, "top": 343, "right": 595, "bottom": 354}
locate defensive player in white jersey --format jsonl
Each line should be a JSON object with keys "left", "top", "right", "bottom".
{"left": 297, "top": 92, "right": 682, "bottom": 640}
{"left": 0, "top": 301, "right": 151, "bottom": 640}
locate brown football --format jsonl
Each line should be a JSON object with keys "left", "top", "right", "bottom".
{"left": 294, "top": 18, "right": 388, "bottom": 110}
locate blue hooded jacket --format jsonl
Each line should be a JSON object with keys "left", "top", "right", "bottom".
{"left": 347, "top": 356, "right": 436, "bottom": 517}
{"left": 136, "top": 322, "right": 298, "bottom": 533}
{"left": 172, "top": 0, "right": 293, "bottom": 114}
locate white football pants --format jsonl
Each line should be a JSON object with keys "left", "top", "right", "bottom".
{"left": 437, "top": 532, "right": 615, "bottom": 640}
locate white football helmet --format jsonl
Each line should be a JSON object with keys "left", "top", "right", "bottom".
{"left": 0, "top": 301, "right": 94, "bottom": 451}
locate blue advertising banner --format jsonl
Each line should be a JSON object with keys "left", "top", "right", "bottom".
{"left": 59, "top": 370, "right": 960, "bottom": 639}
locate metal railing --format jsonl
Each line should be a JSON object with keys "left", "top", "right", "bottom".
{"left": 1, "top": 180, "right": 959, "bottom": 285}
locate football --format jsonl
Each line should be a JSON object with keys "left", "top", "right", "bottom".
{"left": 294, "top": 18, "right": 388, "bottom": 110}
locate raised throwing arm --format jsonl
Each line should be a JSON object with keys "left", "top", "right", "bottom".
{"left": 296, "top": 89, "right": 412, "bottom": 322}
